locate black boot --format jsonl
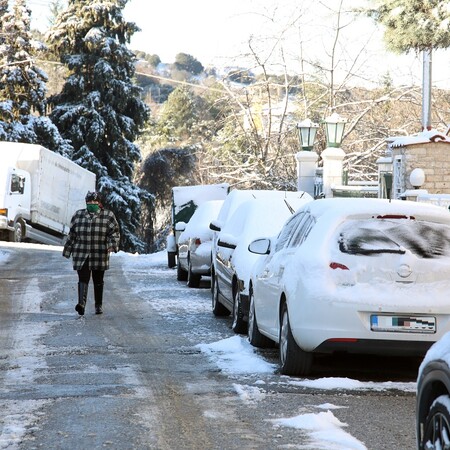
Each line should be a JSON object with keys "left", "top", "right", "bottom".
{"left": 94, "top": 282, "right": 104, "bottom": 314}
{"left": 76, "top": 282, "right": 88, "bottom": 316}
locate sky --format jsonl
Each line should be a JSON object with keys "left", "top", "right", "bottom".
{"left": 25, "top": 0, "right": 450, "bottom": 89}
{"left": 0, "top": 242, "right": 421, "bottom": 450}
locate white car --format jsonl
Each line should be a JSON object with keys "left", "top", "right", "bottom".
{"left": 210, "top": 189, "right": 305, "bottom": 302}
{"left": 177, "top": 200, "right": 224, "bottom": 287}
{"left": 248, "top": 197, "right": 450, "bottom": 376}
{"left": 212, "top": 191, "right": 312, "bottom": 333}
{"left": 416, "top": 331, "right": 450, "bottom": 450}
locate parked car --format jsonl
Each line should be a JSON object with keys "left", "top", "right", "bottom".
{"left": 177, "top": 200, "right": 224, "bottom": 287}
{"left": 247, "top": 197, "right": 450, "bottom": 376}
{"left": 211, "top": 191, "right": 313, "bottom": 333}
{"left": 416, "top": 331, "right": 450, "bottom": 450}
{"left": 166, "top": 183, "right": 229, "bottom": 268}
{"left": 209, "top": 188, "right": 312, "bottom": 294}
{"left": 210, "top": 189, "right": 287, "bottom": 297}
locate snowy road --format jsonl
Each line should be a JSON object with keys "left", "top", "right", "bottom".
{"left": 0, "top": 242, "right": 419, "bottom": 449}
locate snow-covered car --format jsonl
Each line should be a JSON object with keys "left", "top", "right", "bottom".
{"left": 212, "top": 191, "right": 313, "bottom": 334}
{"left": 167, "top": 183, "right": 229, "bottom": 268}
{"left": 177, "top": 200, "right": 224, "bottom": 287}
{"left": 210, "top": 189, "right": 303, "bottom": 302}
{"left": 247, "top": 197, "right": 450, "bottom": 376}
{"left": 416, "top": 331, "right": 450, "bottom": 450}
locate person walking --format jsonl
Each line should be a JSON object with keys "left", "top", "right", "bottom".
{"left": 63, "top": 191, "right": 120, "bottom": 315}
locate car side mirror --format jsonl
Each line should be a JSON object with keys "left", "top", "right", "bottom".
{"left": 217, "top": 233, "right": 237, "bottom": 249}
{"left": 248, "top": 238, "right": 270, "bottom": 255}
{"left": 209, "top": 220, "right": 221, "bottom": 232}
{"left": 175, "top": 222, "right": 186, "bottom": 232}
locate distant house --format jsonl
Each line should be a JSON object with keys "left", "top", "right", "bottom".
{"left": 387, "top": 129, "right": 450, "bottom": 196}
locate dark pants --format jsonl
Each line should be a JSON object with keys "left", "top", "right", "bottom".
{"left": 77, "top": 258, "right": 105, "bottom": 284}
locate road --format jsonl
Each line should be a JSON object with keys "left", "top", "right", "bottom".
{"left": 0, "top": 242, "right": 419, "bottom": 449}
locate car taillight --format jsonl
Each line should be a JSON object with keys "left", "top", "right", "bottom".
{"left": 329, "top": 262, "right": 349, "bottom": 270}
{"left": 194, "top": 238, "right": 201, "bottom": 246}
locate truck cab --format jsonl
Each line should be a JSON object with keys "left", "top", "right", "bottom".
{"left": 0, "top": 167, "right": 31, "bottom": 242}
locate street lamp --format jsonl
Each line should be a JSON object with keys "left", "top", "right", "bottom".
{"left": 297, "top": 119, "right": 319, "bottom": 151}
{"left": 323, "top": 112, "right": 347, "bottom": 148}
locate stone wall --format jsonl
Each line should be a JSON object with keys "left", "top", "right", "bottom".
{"left": 392, "top": 141, "right": 450, "bottom": 194}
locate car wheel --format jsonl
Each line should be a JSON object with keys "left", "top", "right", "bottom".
{"left": 248, "top": 288, "right": 274, "bottom": 348}
{"left": 9, "top": 222, "right": 22, "bottom": 243}
{"left": 279, "top": 302, "right": 312, "bottom": 376}
{"left": 212, "top": 275, "right": 229, "bottom": 316}
{"left": 167, "top": 251, "right": 176, "bottom": 268}
{"left": 422, "top": 395, "right": 450, "bottom": 449}
{"left": 187, "top": 259, "right": 201, "bottom": 288}
{"left": 231, "top": 287, "right": 247, "bottom": 334}
{"left": 176, "top": 259, "right": 188, "bottom": 281}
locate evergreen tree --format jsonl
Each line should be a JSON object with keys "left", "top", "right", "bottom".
{"left": 174, "top": 53, "right": 204, "bottom": 75}
{"left": 46, "top": 0, "right": 150, "bottom": 252}
{"left": 0, "top": 0, "right": 72, "bottom": 154}
{"left": 157, "top": 86, "right": 198, "bottom": 142}
{"left": 365, "top": 0, "right": 450, "bottom": 53}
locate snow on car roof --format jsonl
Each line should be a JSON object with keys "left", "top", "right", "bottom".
{"left": 221, "top": 194, "right": 310, "bottom": 238}
{"left": 179, "top": 200, "right": 224, "bottom": 241}
{"left": 216, "top": 189, "right": 313, "bottom": 225}
{"left": 303, "top": 197, "right": 450, "bottom": 222}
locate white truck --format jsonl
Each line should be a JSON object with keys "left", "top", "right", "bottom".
{"left": 167, "top": 183, "right": 229, "bottom": 268}
{"left": 0, "top": 142, "right": 96, "bottom": 245}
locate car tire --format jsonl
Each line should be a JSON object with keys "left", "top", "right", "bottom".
{"left": 279, "top": 302, "right": 313, "bottom": 376}
{"left": 167, "top": 251, "right": 176, "bottom": 268}
{"left": 187, "top": 259, "right": 201, "bottom": 288}
{"left": 176, "top": 259, "right": 188, "bottom": 281}
{"left": 212, "top": 275, "right": 229, "bottom": 316}
{"left": 231, "top": 287, "right": 247, "bottom": 334}
{"left": 248, "top": 288, "right": 274, "bottom": 348}
{"left": 9, "top": 222, "right": 23, "bottom": 243}
{"left": 422, "top": 394, "right": 450, "bottom": 449}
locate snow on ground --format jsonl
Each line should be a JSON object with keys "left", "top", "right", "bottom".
{"left": 0, "top": 245, "right": 418, "bottom": 450}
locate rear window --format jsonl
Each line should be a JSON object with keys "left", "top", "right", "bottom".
{"left": 338, "top": 217, "right": 450, "bottom": 258}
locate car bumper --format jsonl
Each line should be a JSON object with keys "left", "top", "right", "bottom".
{"left": 189, "top": 252, "right": 212, "bottom": 275}
{"left": 287, "top": 285, "right": 450, "bottom": 354}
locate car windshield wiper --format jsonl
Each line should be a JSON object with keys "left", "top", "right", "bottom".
{"left": 284, "top": 199, "right": 295, "bottom": 214}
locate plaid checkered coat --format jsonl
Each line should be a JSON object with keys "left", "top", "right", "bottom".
{"left": 62, "top": 208, "right": 120, "bottom": 270}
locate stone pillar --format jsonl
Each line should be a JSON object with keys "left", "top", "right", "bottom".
{"left": 321, "top": 147, "right": 345, "bottom": 198}
{"left": 295, "top": 151, "right": 318, "bottom": 197}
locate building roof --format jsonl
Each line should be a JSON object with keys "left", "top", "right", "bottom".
{"left": 388, "top": 129, "right": 450, "bottom": 148}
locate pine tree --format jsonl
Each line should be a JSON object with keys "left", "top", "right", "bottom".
{"left": 0, "top": 0, "right": 72, "bottom": 155}
{"left": 365, "top": 0, "right": 450, "bottom": 53}
{"left": 47, "top": 0, "right": 151, "bottom": 252}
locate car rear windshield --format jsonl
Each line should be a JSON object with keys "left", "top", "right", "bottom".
{"left": 338, "top": 217, "right": 450, "bottom": 258}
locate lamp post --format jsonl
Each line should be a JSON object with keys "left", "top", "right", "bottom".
{"left": 323, "top": 112, "right": 347, "bottom": 148}
{"left": 295, "top": 119, "right": 319, "bottom": 196}
{"left": 297, "top": 119, "right": 319, "bottom": 151}
{"left": 321, "top": 113, "right": 347, "bottom": 198}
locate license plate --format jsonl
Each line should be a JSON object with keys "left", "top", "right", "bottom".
{"left": 370, "top": 315, "right": 436, "bottom": 333}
